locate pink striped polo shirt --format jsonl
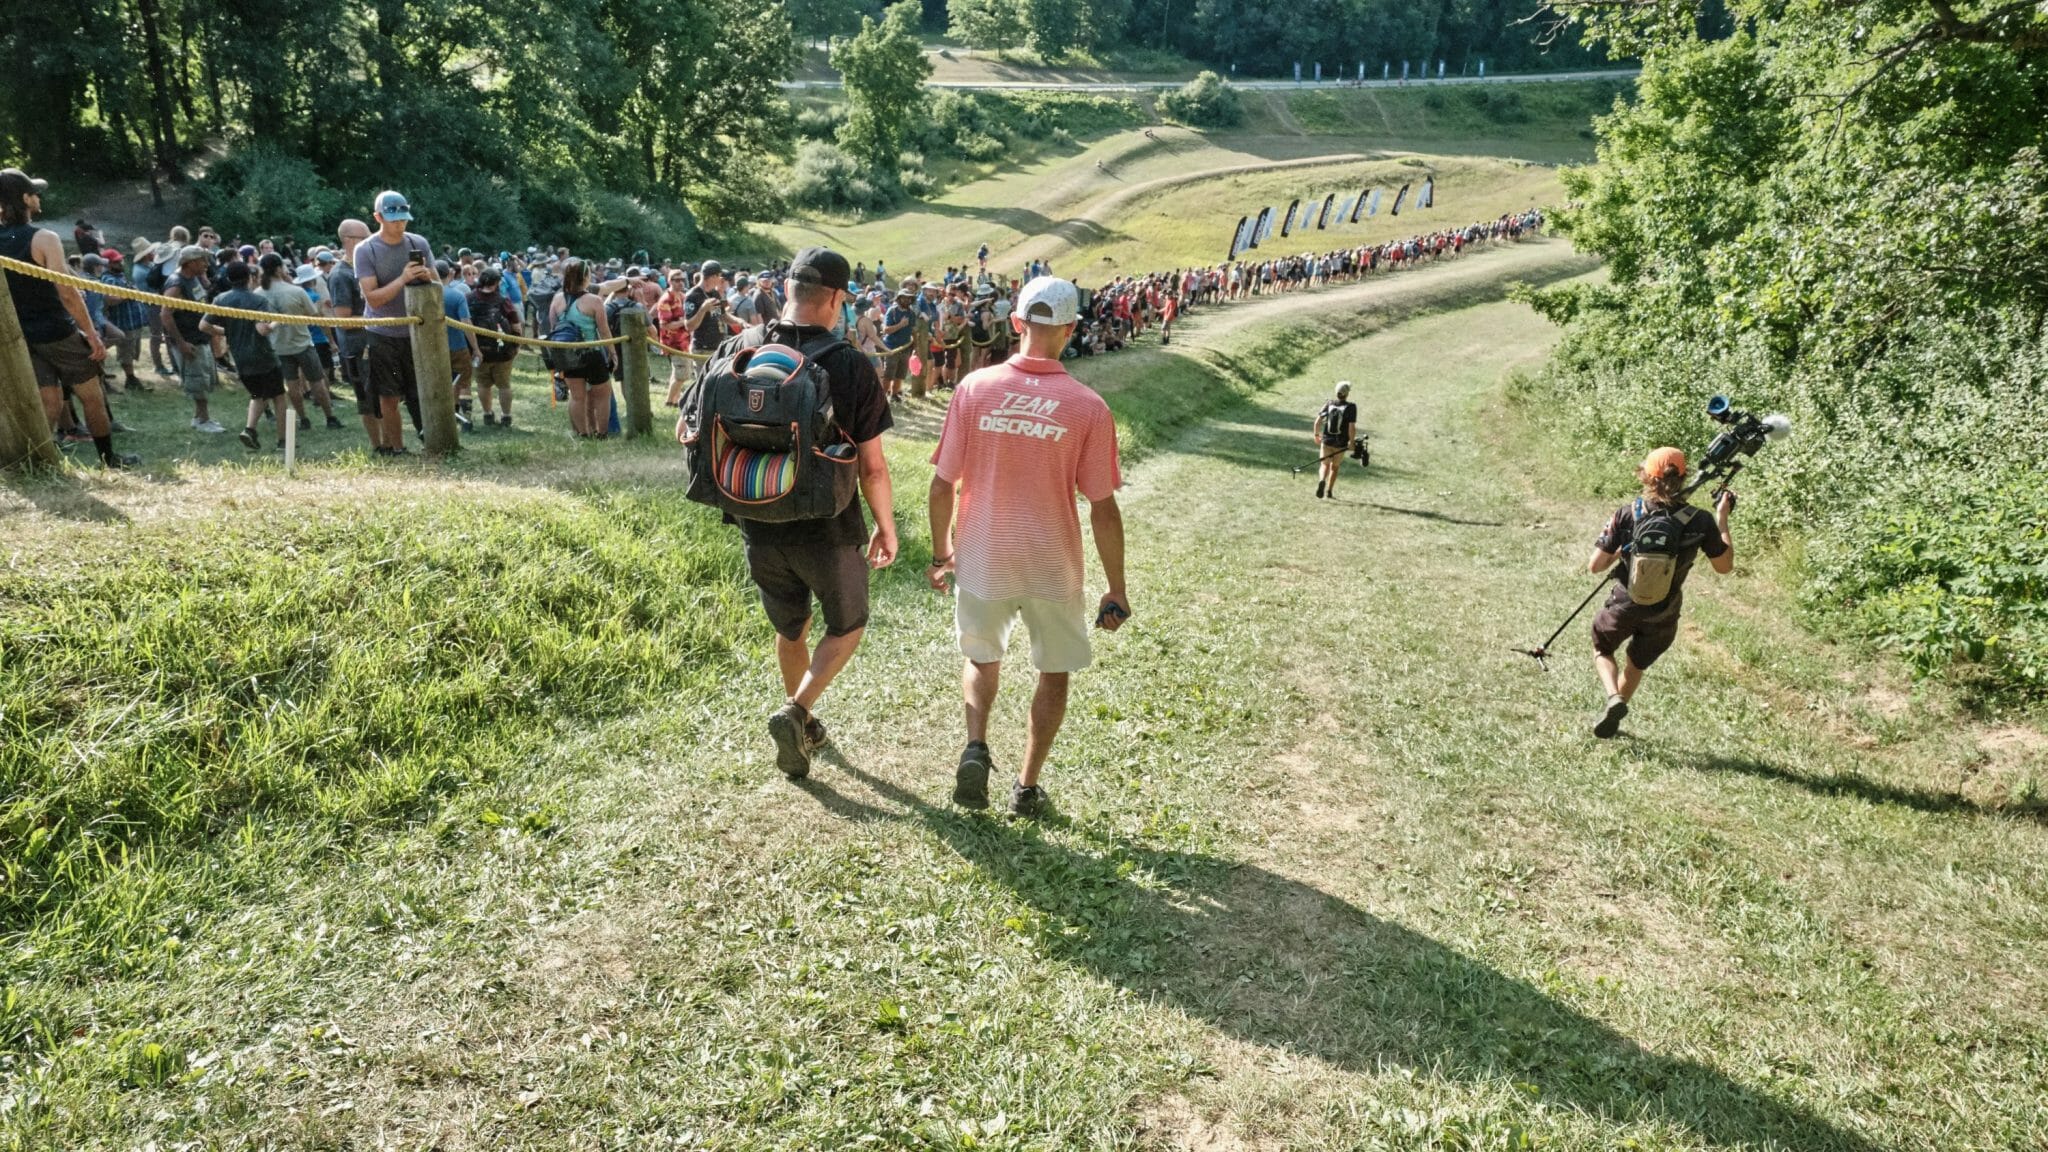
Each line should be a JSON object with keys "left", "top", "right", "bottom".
{"left": 932, "top": 354, "right": 1121, "bottom": 602}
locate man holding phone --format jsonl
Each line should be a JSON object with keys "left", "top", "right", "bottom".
{"left": 927, "top": 276, "right": 1129, "bottom": 819}
{"left": 352, "top": 190, "right": 436, "bottom": 455}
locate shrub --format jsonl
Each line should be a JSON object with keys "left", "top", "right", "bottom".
{"left": 1160, "top": 71, "right": 1243, "bottom": 129}
{"left": 788, "top": 140, "right": 900, "bottom": 214}
{"left": 193, "top": 146, "right": 346, "bottom": 249}
{"left": 795, "top": 104, "right": 846, "bottom": 141}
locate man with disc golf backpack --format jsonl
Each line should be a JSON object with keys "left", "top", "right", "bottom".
{"left": 677, "top": 246, "right": 898, "bottom": 780}
{"left": 1313, "top": 381, "right": 1357, "bottom": 500}
{"left": 1586, "top": 446, "right": 1736, "bottom": 738}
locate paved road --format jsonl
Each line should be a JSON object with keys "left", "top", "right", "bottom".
{"left": 781, "top": 67, "right": 1638, "bottom": 92}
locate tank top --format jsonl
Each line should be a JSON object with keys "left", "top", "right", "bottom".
{"left": 0, "top": 223, "right": 74, "bottom": 343}
{"left": 564, "top": 293, "right": 597, "bottom": 340}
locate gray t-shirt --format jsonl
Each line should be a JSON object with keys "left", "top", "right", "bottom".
{"left": 325, "top": 261, "right": 368, "bottom": 353}
{"left": 352, "top": 231, "right": 433, "bottom": 339}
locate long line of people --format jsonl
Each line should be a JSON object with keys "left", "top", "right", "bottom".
{"left": 60, "top": 195, "right": 1541, "bottom": 455}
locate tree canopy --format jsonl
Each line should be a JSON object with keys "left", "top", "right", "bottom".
{"left": 0, "top": 0, "right": 799, "bottom": 251}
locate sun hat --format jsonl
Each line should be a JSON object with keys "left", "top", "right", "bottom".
{"left": 292, "top": 263, "right": 321, "bottom": 285}
{"left": 130, "top": 236, "right": 155, "bottom": 260}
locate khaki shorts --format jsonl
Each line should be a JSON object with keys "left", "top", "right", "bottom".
{"left": 476, "top": 358, "right": 514, "bottom": 393}
{"left": 956, "top": 588, "right": 1093, "bottom": 674}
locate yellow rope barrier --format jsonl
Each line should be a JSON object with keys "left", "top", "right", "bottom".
{"left": 444, "top": 317, "right": 626, "bottom": 349}
{"left": 0, "top": 252, "right": 419, "bottom": 328}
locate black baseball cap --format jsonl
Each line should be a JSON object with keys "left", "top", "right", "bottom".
{"left": 698, "top": 260, "right": 724, "bottom": 278}
{"left": 0, "top": 169, "right": 48, "bottom": 200}
{"left": 788, "top": 246, "right": 850, "bottom": 289}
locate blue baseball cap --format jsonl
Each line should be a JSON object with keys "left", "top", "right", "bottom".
{"left": 373, "top": 190, "right": 412, "bottom": 222}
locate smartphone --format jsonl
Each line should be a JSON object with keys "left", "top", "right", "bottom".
{"left": 408, "top": 250, "right": 426, "bottom": 267}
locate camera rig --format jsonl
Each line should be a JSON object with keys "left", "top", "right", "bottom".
{"left": 1684, "top": 396, "right": 1792, "bottom": 500}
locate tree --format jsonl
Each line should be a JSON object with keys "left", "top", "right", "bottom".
{"left": 949, "top": 0, "right": 1027, "bottom": 51}
{"left": 789, "top": 0, "right": 877, "bottom": 40}
{"left": 832, "top": 0, "right": 931, "bottom": 168}
{"left": 1025, "top": 0, "right": 1081, "bottom": 60}
{"left": 1159, "top": 70, "right": 1242, "bottom": 126}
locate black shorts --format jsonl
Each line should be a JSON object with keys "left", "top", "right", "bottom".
{"left": 1591, "top": 588, "right": 1683, "bottom": 670}
{"left": 367, "top": 334, "right": 419, "bottom": 405}
{"left": 745, "top": 541, "right": 870, "bottom": 641}
{"left": 240, "top": 367, "right": 286, "bottom": 400}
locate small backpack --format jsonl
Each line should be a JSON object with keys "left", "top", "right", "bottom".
{"left": 545, "top": 296, "right": 607, "bottom": 377}
{"left": 1318, "top": 402, "right": 1350, "bottom": 444}
{"left": 678, "top": 326, "right": 859, "bottom": 524}
{"left": 1626, "top": 498, "right": 1700, "bottom": 606}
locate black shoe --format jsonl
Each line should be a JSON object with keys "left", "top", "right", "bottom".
{"left": 455, "top": 409, "right": 473, "bottom": 432}
{"left": 1593, "top": 696, "right": 1630, "bottom": 739}
{"left": 804, "top": 716, "right": 829, "bottom": 752}
{"left": 483, "top": 412, "right": 498, "bottom": 427}
{"left": 953, "top": 741, "right": 993, "bottom": 809}
{"left": 298, "top": 415, "right": 312, "bottom": 431}
{"left": 1315, "top": 481, "right": 1325, "bottom": 499}
{"left": 103, "top": 452, "right": 140, "bottom": 470}
{"left": 326, "top": 415, "right": 345, "bottom": 429}
{"left": 1009, "top": 780, "right": 1048, "bottom": 820}
{"left": 238, "top": 427, "right": 260, "bottom": 450}
{"left": 767, "top": 701, "right": 811, "bottom": 780}
{"left": 500, "top": 414, "right": 513, "bottom": 429}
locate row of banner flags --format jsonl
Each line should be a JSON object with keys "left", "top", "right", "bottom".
{"left": 1226, "top": 177, "right": 1435, "bottom": 261}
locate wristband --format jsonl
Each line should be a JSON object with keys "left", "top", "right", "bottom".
{"left": 929, "top": 554, "right": 952, "bottom": 566}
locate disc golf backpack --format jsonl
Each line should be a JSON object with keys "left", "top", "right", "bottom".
{"left": 678, "top": 327, "right": 859, "bottom": 523}
{"left": 1625, "top": 497, "right": 1701, "bottom": 606}
{"left": 1318, "top": 402, "right": 1350, "bottom": 444}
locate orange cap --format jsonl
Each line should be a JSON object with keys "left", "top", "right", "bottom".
{"left": 1641, "top": 446, "right": 1687, "bottom": 477}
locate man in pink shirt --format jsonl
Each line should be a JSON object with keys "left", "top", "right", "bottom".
{"left": 927, "top": 276, "right": 1131, "bottom": 818}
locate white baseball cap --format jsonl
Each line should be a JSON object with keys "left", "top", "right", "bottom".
{"left": 1017, "top": 276, "right": 1079, "bottom": 326}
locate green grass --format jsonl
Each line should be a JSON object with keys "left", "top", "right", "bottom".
{"left": 1226, "top": 79, "right": 1627, "bottom": 163}
{"left": 3, "top": 242, "right": 2043, "bottom": 1149}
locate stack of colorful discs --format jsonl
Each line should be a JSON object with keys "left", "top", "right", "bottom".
{"left": 746, "top": 344, "right": 802, "bottom": 383}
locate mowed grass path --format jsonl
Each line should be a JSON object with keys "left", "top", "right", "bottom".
{"left": 6, "top": 251, "right": 2045, "bottom": 1149}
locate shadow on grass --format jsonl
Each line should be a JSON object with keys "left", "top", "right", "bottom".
{"left": 1, "top": 469, "right": 131, "bottom": 523}
{"left": 1680, "top": 752, "right": 2047, "bottom": 824}
{"left": 802, "top": 755, "right": 1881, "bottom": 1151}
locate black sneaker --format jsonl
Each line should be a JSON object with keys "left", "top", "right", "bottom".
{"left": 804, "top": 716, "right": 828, "bottom": 752}
{"left": 767, "top": 702, "right": 811, "bottom": 779}
{"left": 325, "top": 415, "right": 345, "bottom": 429}
{"left": 238, "top": 427, "right": 260, "bottom": 450}
{"left": 1593, "top": 696, "right": 1630, "bottom": 740}
{"left": 1009, "top": 780, "right": 1048, "bottom": 820}
{"left": 103, "top": 452, "right": 141, "bottom": 470}
{"left": 500, "top": 414, "right": 513, "bottom": 429}
{"left": 953, "top": 741, "right": 993, "bottom": 809}
{"left": 455, "top": 409, "right": 473, "bottom": 432}
{"left": 298, "top": 415, "right": 312, "bottom": 431}
{"left": 483, "top": 412, "right": 498, "bottom": 427}
{"left": 1315, "top": 481, "right": 1325, "bottom": 499}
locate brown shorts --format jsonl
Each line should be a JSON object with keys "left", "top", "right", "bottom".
{"left": 1591, "top": 588, "right": 1683, "bottom": 670}
{"left": 28, "top": 331, "right": 101, "bottom": 390}
{"left": 882, "top": 348, "right": 908, "bottom": 382}
{"left": 476, "top": 358, "right": 514, "bottom": 393}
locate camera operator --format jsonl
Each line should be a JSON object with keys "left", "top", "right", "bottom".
{"left": 1585, "top": 447, "right": 1735, "bottom": 738}
{"left": 1313, "top": 381, "right": 1356, "bottom": 500}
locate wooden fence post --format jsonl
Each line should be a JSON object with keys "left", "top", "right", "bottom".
{"left": 405, "top": 282, "right": 460, "bottom": 457}
{"left": 0, "top": 272, "right": 64, "bottom": 471}
{"left": 619, "top": 307, "right": 652, "bottom": 438}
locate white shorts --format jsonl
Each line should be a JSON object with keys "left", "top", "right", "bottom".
{"left": 955, "top": 589, "right": 1093, "bottom": 674}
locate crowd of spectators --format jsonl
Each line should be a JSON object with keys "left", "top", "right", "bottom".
{"left": 48, "top": 197, "right": 1543, "bottom": 457}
